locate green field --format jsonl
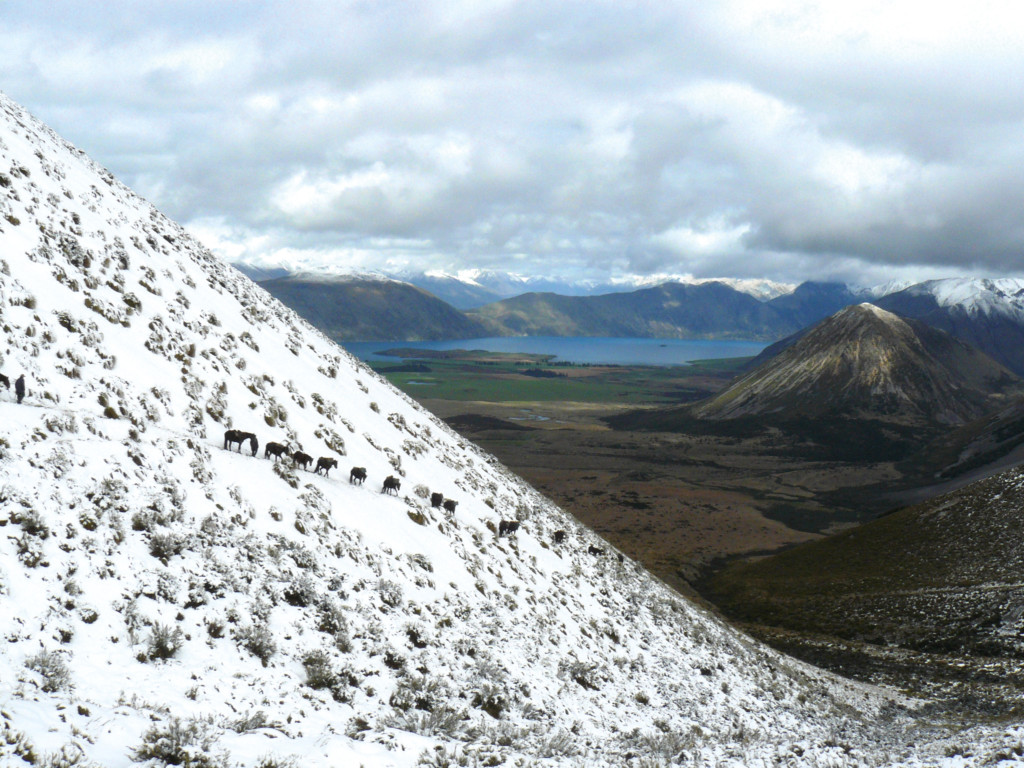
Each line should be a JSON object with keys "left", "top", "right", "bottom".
{"left": 368, "top": 349, "right": 751, "bottom": 404}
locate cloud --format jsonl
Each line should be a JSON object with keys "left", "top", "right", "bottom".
{"left": 4, "top": 0, "right": 1024, "bottom": 285}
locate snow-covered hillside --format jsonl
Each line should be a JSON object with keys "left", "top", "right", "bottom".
{"left": 1, "top": 93, "right": 1021, "bottom": 767}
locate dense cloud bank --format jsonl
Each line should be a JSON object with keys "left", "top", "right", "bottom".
{"left": 5, "top": 2, "right": 1024, "bottom": 285}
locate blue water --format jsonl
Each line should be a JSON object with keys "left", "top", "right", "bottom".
{"left": 341, "top": 336, "right": 766, "bottom": 367}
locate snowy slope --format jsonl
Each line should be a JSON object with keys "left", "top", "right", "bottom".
{"left": 0, "top": 93, "right": 1021, "bottom": 767}
{"left": 886, "top": 278, "right": 1024, "bottom": 321}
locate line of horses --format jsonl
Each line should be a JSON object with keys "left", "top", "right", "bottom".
{"left": 220, "top": 430, "right": 611, "bottom": 556}
{"left": 221, "top": 429, "right": 451, "bottom": 503}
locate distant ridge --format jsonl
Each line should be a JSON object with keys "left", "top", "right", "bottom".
{"left": 258, "top": 272, "right": 488, "bottom": 341}
{"left": 469, "top": 281, "right": 799, "bottom": 340}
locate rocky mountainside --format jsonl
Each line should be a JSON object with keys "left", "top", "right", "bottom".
{"left": 468, "top": 281, "right": 799, "bottom": 340}
{"left": 0, "top": 94, "right": 976, "bottom": 766}
{"left": 692, "top": 304, "right": 1019, "bottom": 424}
{"left": 257, "top": 272, "right": 489, "bottom": 341}
{"left": 875, "top": 278, "right": 1024, "bottom": 376}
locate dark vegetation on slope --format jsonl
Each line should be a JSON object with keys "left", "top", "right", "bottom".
{"left": 702, "top": 466, "right": 1024, "bottom": 713}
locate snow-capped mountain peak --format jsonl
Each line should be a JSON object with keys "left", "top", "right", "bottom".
{"left": 909, "top": 277, "right": 1024, "bottom": 319}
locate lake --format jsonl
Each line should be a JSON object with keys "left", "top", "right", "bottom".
{"left": 341, "top": 336, "right": 767, "bottom": 367}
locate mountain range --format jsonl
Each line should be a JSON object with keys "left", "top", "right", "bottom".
{"left": 247, "top": 270, "right": 1024, "bottom": 381}
{"left": 2, "top": 92, "right": 980, "bottom": 766}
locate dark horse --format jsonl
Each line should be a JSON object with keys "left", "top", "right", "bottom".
{"left": 430, "top": 492, "right": 444, "bottom": 508}
{"left": 315, "top": 457, "right": 338, "bottom": 477}
{"left": 224, "top": 429, "right": 258, "bottom": 456}
{"left": 382, "top": 475, "right": 401, "bottom": 495}
{"left": 498, "top": 520, "right": 520, "bottom": 537}
{"left": 292, "top": 451, "right": 313, "bottom": 471}
{"left": 349, "top": 466, "right": 367, "bottom": 485}
{"left": 264, "top": 441, "right": 289, "bottom": 461}
{"left": 443, "top": 499, "right": 458, "bottom": 514}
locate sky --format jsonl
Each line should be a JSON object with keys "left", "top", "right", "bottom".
{"left": 5, "top": 0, "right": 1024, "bottom": 287}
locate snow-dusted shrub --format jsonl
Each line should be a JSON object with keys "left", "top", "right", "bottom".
{"left": 282, "top": 573, "right": 317, "bottom": 607}
{"left": 537, "top": 729, "right": 578, "bottom": 758}
{"left": 148, "top": 531, "right": 186, "bottom": 560}
{"left": 314, "top": 426, "right": 346, "bottom": 455}
{"left": 235, "top": 622, "right": 276, "bottom": 666}
{"left": 559, "top": 659, "right": 603, "bottom": 691}
{"left": 316, "top": 599, "right": 350, "bottom": 649}
{"left": 302, "top": 649, "right": 336, "bottom": 690}
{"left": 253, "top": 755, "right": 297, "bottom": 768}
{"left": 13, "top": 506, "right": 49, "bottom": 538}
{"left": 389, "top": 674, "right": 450, "bottom": 714}
{"left": 2, "top": 723, "right": 38, "bottom": 765}
{"left": 377, "top": 579, "right": 404, "bottom": 609}
{"left": 630, "top": 728, "right": 697, "bottom": 761}
{"left": 145, "top": 623, "right": 184, "bottom": 661}
{"left": 271, "top": 460, "right": 299, "bottom": 488}
{"left": 301, "top": 649, "right": 356, "bottom": 702}
{"left": 25, "top": 650, "right": 71, "bottom": 692}
{"left": 385, "top": 705, "right": 464, "bottom": 739}
{"left": 131, "top": 717, "right": 225, "bottom": 767}
{"left": 40, "top": 742, "right": 97, "bottom": 768}
{"left": 229, "top": 710, "right": 269, "bottom": 733}
{"left": 16, "top": 533, "right": 44, "bottom": 568}
{"left": 471, "top": 681, "right": 508, "bottom": 720}
{"left": 205, "top": 381, "right": 228, "bottom": 422}
{"left": 415, "top": 745, "right": 473, "bottom": 767}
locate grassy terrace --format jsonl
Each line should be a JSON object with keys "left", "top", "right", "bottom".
{"left": 366, "top": 347, "right": 752, "bottom": 404}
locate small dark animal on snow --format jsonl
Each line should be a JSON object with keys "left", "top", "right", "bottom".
{"left": 382, "top": 475, "right": 401, "bottom": 495}
{"left": 224, "top": 429, "right": 258, "bottom": 456}
{"left": 15, "top": 374, "right": 24, "bottom": 404}
{"left": 430, "top": 492, "right": 444, "bottom": 508}
{"left": 587, "top": 545, "right": 605, "bottom": 556}
{"left": 0, "top": 373, "right": 9, "bottom": 390}
{"left": 315, "top": 457, "right": 338, "bottom": 476}
{"left": 617, "top": 553, "right": 624, "bottom": 563}
{"left": 350, "top": 466, "right": 367, "bottom": 485}
{"left": 264, "top": 441, "right": 289, "bottom": 461}
{"left": 553, "top": 530, "right": 567, "bottom": 544}
{"left": 443, "top": 499, "right": 458, "bottom": 514}
{"left": 292, "top": 451, "right": 313, "bottom": 471}
{"left": 498, "top": 520, "right": 520, "bottom": 537}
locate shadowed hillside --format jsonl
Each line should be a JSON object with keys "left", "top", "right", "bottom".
{"left": 260, "top": 272, "right": 488, "bottom": 341}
